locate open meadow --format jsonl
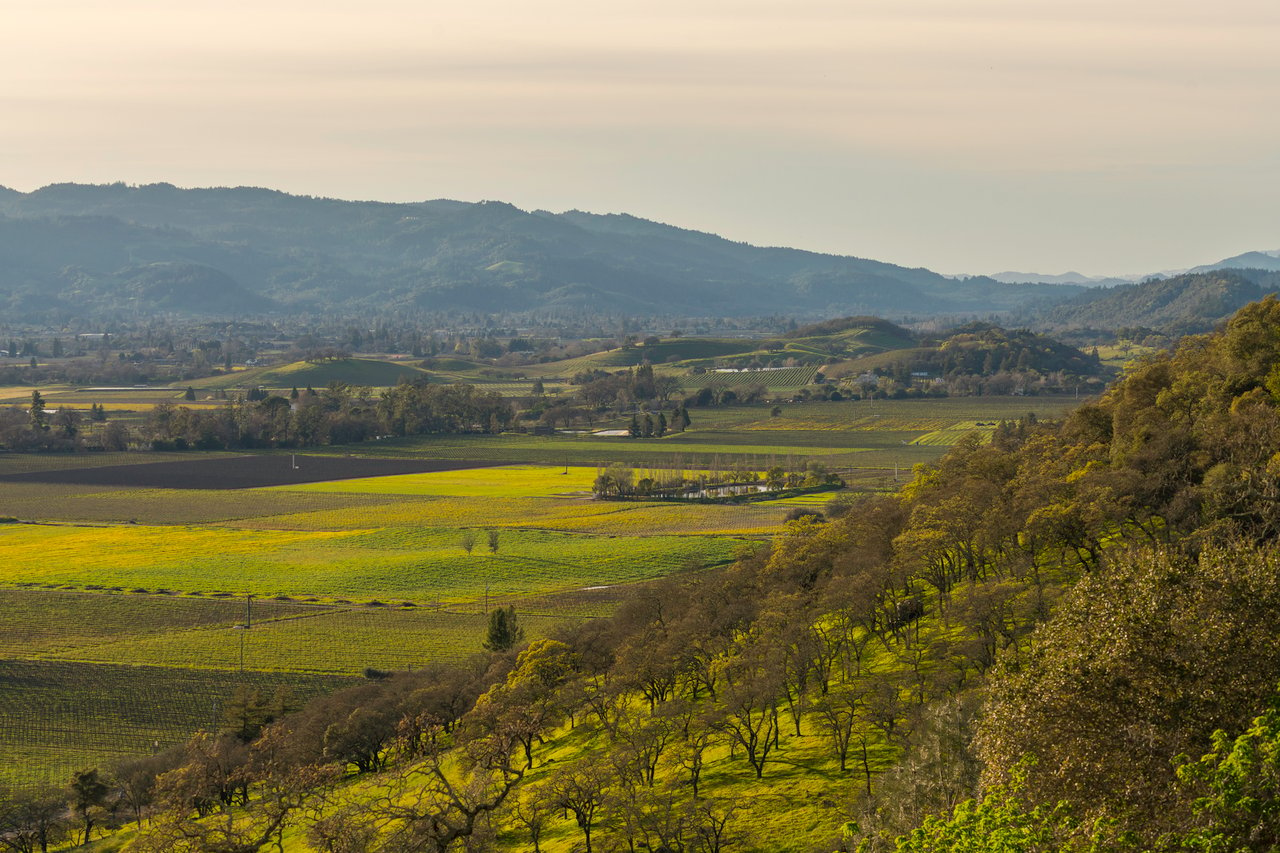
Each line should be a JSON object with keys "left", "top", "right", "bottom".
{"left": 0, "top": 394, "right": 1076, "bottom": 792}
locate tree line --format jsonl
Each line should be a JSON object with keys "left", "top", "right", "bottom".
{"left": 0, "top": 380, "right": 514, "bottom": 453}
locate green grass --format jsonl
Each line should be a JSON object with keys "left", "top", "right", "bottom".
{"left": 242, "top": 494, "right": 785, "bottom": 536}
{"left": 0, "top": 522, "right": 741, "bottom": 603}
{"left": 270, "top": 464, "right": 598, "bottom": 498}
{"left": 477, "top": 560, "right": 1010, "bottom": 852}
{"left": 578, "top": 339, "right": 763, "bottom": 369}
{"left": 0, "top": 482, "right": 426, "bottom": 524}
{"left": 687, "top": 365, "right": 819, "bottom": 391}
{"left": 517, "top": 323, "right": 917, "bottom": 379}
{"left": 49, "top": 607, "right": 564, "bottom": 674}
{"left": 338, "top": 429, "right": 895, "bottom": 468}
{"left": 299, "top": 398, "right": 1077, "bottom": 471}
{"left": 0, "top": 451, "right": 240, "bottom": 475}
{"left": 0, "top": 394, "right": 1081, "bottom": 798}
{"left": 519, "top": 340, "right": 763, "bottom": 376}
{"left": 190, "top": 358, "right": 429, "bottom": 391}
{"left": 0, "top": 589, "right": 316, "bottom": 657}
{"left": 910, "top": 421, "right": 996, "bottom": 446}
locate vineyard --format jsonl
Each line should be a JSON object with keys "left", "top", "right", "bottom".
{"left": 0, "top": 658, "right": 352, "bottom": 791}
{"left": 190, "top": 357, "right": 429, "bottom": 391}
{"left": 0, "top": 459, "right": 755, "bottom": 789}
{"left": 910, "top": 421, "right": 997, "bottom": 446}
{"left": 0, "top": 589, "right": 318, "bottom": 657}
{"left": 0, "top": 395, "right": 1076, "bottom": 791}
{"left": 686, "top": 365, "right": 819, "bottom": 392}
{"left": 49, "top": 605, "right": 562, "bottom": 673}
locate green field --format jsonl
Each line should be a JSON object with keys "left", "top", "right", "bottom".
{"left": 192, "top": 357, "right": 430, "bottom": 390}
{"left": 688, "top": 365, "right": 820, "bottom": 391}
{"left": 0, "top": 522, "right": 741, "bottom": 602}
{"left": 0, "top": 395, "right": 1078, "bottom": 791}
{"left": 319, "top": 397, "right": 1074, "bottom": 471}
{"left": 0, "top": 459, "right": 754, "bottom": 789}
{"left": 45, "top": 605, "right": 560, "bottom": 673}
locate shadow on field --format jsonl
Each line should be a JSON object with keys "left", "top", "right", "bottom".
{"left": 0, "top": 455, "right": 502, "bottom": 490}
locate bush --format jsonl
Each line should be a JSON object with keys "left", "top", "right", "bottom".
{"left": 784, "top": 508, "right": 825, "bottom": 523}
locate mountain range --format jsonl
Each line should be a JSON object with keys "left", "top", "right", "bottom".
{"left": 0, "top": 183, "right": 1074, "bottom": 321}
{"left": 0, "top": 183, "right": 1275, "bottom": 330}
{"left": 988, "top": 249, "right": 1280, "bottom": 288}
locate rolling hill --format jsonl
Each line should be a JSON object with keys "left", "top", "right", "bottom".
{"left": 192, "top": 358, "right": 431, "bottom": 390}
{"left": 1028, "top": 268, "right": 1280, "bottom": 334}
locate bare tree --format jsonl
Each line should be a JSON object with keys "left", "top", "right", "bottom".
{"left": 336, "top": 731, "right": 524, "bottom": 853}
{"left": 0, "top": 788, "right": 66, "bottom": 853}
{"left": 133, "top": 729, "right": 333, "bottom": 853}
{"left": 545, "top": 763, "right": 609, "bottom": 853}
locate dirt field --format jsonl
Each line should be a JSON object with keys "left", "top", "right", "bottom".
{"left": 0, "top": 454, "right": 501, "bottom": 490}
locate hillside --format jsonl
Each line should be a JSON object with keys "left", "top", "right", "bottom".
{"left": 192, "top": 358, "right": 431, "bottom": 391}
{"left": 0, "top": 183, "right": 1078, "bottom": 321}
{"left": 516, "top": 319, "right": 919, "bottom": 382}
{"left": 1029, "top": 267, "right": 1280, "bottom": 333}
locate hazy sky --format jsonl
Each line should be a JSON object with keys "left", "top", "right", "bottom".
{"left": 3, "top": 0, "right": 1278, "bottom": 275}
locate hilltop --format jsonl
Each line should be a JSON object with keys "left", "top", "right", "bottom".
{"left": 192, "top": 358, "right": 430, "bottom": 391}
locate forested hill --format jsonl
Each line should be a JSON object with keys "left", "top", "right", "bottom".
{"left": 1028, "top": 267, "right": 1280, "bottom": 333}
{"left": 0, "top": 182, "right": 1077, "bottom": 320}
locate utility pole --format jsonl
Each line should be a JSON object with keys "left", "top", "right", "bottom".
{"left": 233, "top": 625, "right": 246, "bottom": 673}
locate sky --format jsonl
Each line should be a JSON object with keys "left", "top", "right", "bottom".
{"left": 3, "top": 0, "right": 1278, "bottom": 276}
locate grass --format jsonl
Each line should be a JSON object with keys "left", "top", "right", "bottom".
{"left": 470, "top": 561, "right": 1001, "bottom": 853}
{"left": 0, "top": 522, "right": 741, "bottom": 603}
{"left": 339, "top": 430, "right": 889, "bottom": 468}
{"left": 1094, "top": 343, "right": 1158, "bottom": 370}
{"left": 190, "top": 358, "right": 429, "bottom": 391}
{"left": 245, "top": 496, "right": 785, "bottom": 537}
{"left": 0, "top": 451, "right": 240, "bottom": 475}
{"left": 910, "top": 421, "right": 996, "bottom": 446}
{"left": 50, "top": 607, "right": 562, "bottom": 674}
{"left": 516, "top": 321, "right": 917, "bottom": 381}
{"left": 688, "top": 365, "right": 819, "bottom": 391}
{"left": 557, "top": 339, "right": 763, "bottom": 369}
{"left": 0, "top": 394, "right": 1082, "bottom": 797}
{"left": 0, "top": 589, "right": 316, "bottom": 657}
{"left": 0, "top": 482, "right": 423, "bottom": 524}
{"left": 271, "top": 463, "right": 598, "bottom": 498}
{"left": 318, "top": 398, "right": 1075, "bottom": 470}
